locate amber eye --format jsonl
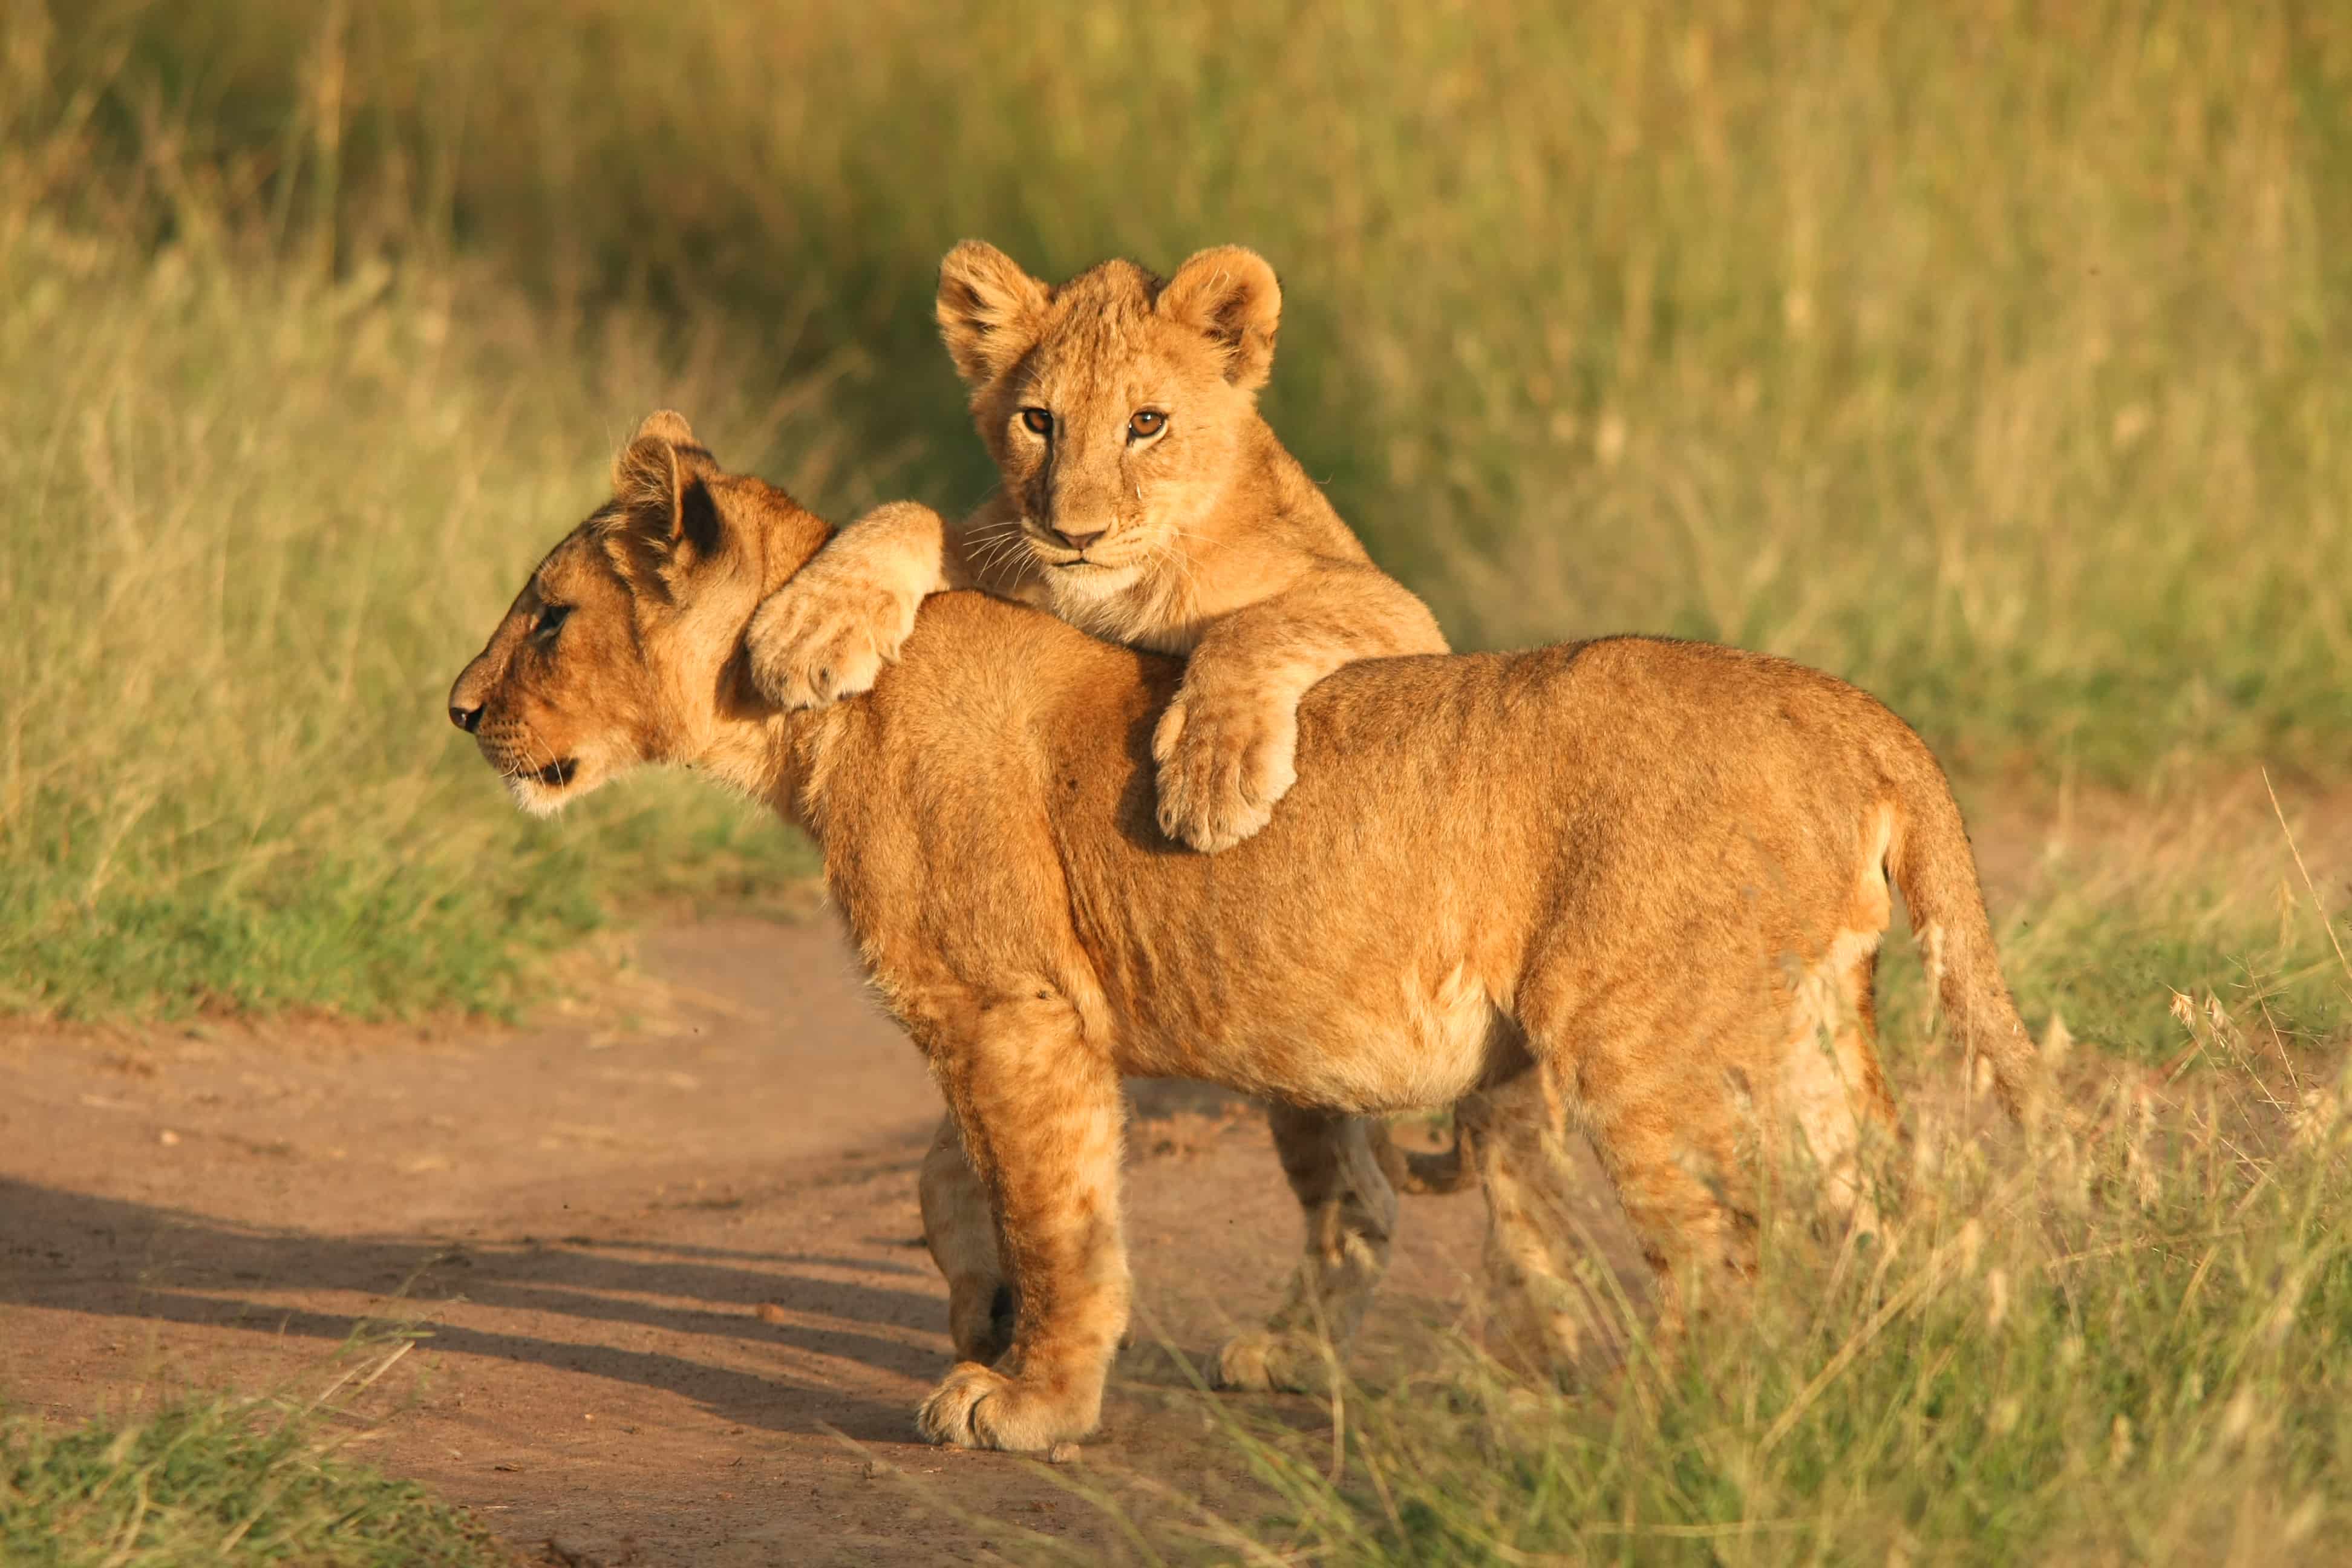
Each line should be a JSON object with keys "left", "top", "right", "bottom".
{"left": 1020, "top": 408, "right": 1053, "bottom": 436}
{"left": 1128, "top": 409, "right": 1167, "bottom": 440}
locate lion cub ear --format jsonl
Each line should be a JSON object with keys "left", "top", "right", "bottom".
{"left": 936, "top": 241, "right": 1051, "bottom": 387}
{"left": 611, "top": 411, "right": 724, "bottom": 568}
{"left": 1155, "top": 246, "right": 1281, "bottom": 391}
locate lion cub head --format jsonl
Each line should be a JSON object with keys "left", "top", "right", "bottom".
{"left": 446, "top": 411, "right": 826, "bottom": 815}
{"left": 937, "top": 241, "right": 1282, "bottom": 604}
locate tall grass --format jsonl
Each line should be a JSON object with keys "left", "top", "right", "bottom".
{"left": 0, "top": 206, "right": 822, "bottom": 1016}
{"left": 1043, "top": 873, "right": 2352, "bottom": 1566}
{"left": 1205, "top": 1070, "right": 2352, "bottom": 1566}
{"left": 4, "top": 0, "right": 2347, "bottom": 1014}
{"left": 41, "top": 0, "right": 2352, "bottom": 774}
{"left": 1884, "top": 789, "right": 2350, "bottom": 1065}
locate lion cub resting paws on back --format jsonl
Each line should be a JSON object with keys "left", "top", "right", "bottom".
{"left": 745, "top": 239, "right": 1445, "bottom": 854}
{"left": 745, "top": 243, "right": 1460, "bottom": 1387}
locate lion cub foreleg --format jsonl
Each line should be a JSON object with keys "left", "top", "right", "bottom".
{"left": 745, "top": 501, "right": 952, "bottom": 710}
{"left": 1217, "top": 1106, "right": 1399, "bottom": 1394}
{"left": 1151, "top": 566, "right": 1446, "bottom": 853}
{"left": 916, "top": 996, "right": 1129, "bottom": 1454}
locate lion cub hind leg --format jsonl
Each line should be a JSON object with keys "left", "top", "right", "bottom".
{"left": 1469, "top": 1069, "right": 1622, "bottom": 1381}
{"left": 918, "top": 1116, "right": 1016, "bottom": 1365}
{"left": 1216, "top": 1106, "right": 1399, "bottom": 1394}
{"left": 916, "top": 996, "right": 1129, "bottom": 1454}
{"left": 1776, "top": 939, "right": 1904, "bottom": 1243}
{"left": 1529, "top": 1010, "right": 1762, "bottom": 1345}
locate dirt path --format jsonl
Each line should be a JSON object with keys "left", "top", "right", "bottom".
{"left": 0, "top": 920, "right": 1589, "bottom": 1565}
{"left": 5, "top": 779, "right": 2338, "bottom": 1563}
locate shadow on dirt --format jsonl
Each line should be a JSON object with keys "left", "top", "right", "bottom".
{"left": 0, "top": 1175, "right": 952, "bottom": 1439}
{"left": 0, "top": 1079, "right": 1263, "bottom": 1442}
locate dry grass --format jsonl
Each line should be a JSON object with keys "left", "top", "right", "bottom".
{"left": 4, "top": 5, "right": 2351, "bottom": 1557}
{"left": 7, "top": 0, "right": 2347, "bottom": 1015}
{"left": 39, "top": 0, "right": 2351, "bottom": 778}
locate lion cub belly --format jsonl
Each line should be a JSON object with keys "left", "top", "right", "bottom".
{"left": 1120, "top": 961, "right": 1508, "bottom": 1115}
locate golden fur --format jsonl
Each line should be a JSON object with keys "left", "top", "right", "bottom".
{"left": 743, "top": 241, "right": 1446, "bottom": 852}
{"left": 742, "top": 243, "right": 1459, "bottom": 1385}
{"left": 449, "top": 420, "right": 2048, "bottom": 1454}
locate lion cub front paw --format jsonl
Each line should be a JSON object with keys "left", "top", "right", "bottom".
{"left": 916, "top": 1362, "right": 1098, "bottom": 1454}
{"left": 745, "top": 570, "right": 920, "bottom": 711}
{"left": 1149, "top": 688, "right": 1300, "bottom": 853}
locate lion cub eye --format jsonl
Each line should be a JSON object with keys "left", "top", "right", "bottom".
{"left": 1128, "top": 409, "right": 1167, "bottom": 440}
{"left": 534, "top": 603, "right": 572, "bottom": 639}
{"left": 1019, "top": 408, "right": 1053, "bottom": 437}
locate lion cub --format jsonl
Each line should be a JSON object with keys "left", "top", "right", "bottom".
{"left": 745, "top": 240, "right": 1445, "bottom": 852}
{"left": 745, "top": 243, "right": 1460, "bottom": 1385}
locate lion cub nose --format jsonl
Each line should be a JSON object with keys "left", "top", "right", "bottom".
{"left": 1048, "top": 523, "right": 1109, "bottom": 554}
{"left": 449, "top": 703, "right": 483, "bottom": 733}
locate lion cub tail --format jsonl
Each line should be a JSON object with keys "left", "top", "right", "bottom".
{"left": 1883, "top": 748, "right": 2047, "bottom": 1126}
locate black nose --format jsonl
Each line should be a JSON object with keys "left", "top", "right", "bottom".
{"left": 449, "top": 704, "right": 483, "bottom": 733}
{"left": 1050, "top": 525, "right": 1108, "bottom": 553}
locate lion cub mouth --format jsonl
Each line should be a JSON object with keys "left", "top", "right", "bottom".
{"left": 1032, "top": 552, "right": 1141, "bottom": 592}
{"left": 507, "top": 757, "right": 578, "bottom": 788}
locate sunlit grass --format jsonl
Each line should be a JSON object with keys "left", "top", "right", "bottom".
{"left": 1019, "top": 867, "right": 2352, "bottom": 1567}
{"left": 36, "top": 0, "right": 2352, "bottom": 783}
{"left": 6, "top": 2, "right": 2347, "bottom": 1000}
{"left": 1212, "top": 1074, "right": 2352, "bottom": 1567}
{"left": 1, "top": 1336, "right": 514, "bottom": 1567}
{"left": 5, "top": 8, "right": 2352, "bottom": 1559}
{"left": 1882, "top": 784, "right": 2352, "bottom": 1068}
{"left": 0, "top": 218, "right": 820, "bottom": 1017}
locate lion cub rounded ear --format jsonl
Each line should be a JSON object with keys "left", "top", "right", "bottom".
{"left": 611, "top": 416, "right": 710, "bottom": 495}
{"left": 632, "top": 409, "right": 698, "bottom": 448}
{"left": 936, "top": 241, "right": 1051, "bottom": 388}
{"left": 611, "top": 412, "right": 722, "bottom": 560}
{"left": 610, "top": 410, "right": 715, "bottom": 496}
{"left": 1155, "top": 246, "right": 1281, "bottom": 390}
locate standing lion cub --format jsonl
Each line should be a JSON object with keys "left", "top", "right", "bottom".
{"left": 745, "top": 243, "right": 1466, "bottom": 1385}
{"left": 447, "top": 415, "right": 2049, "bottom": 1453}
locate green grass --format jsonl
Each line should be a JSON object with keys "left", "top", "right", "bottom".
{"left": 1037, "top": 882, "right": 2352, "bottom": 1567}
{"left": 1201, "top": 1079, "right": 2352, "bottom": 1566}
{"left": 37, "top": 0, "right": 2352, "bottom": 779}
{"left": 0, "top": 218, "right": 820, "bottom": 1018}
{"left": 5, "top": 5, "right": 2351, "bottom": 1552}
{"left": 1884, "top": 791, "right": 2352, "bottom": 1068}
{"left": 1, "top": 1397, "right": 511, "bottom": 1567}
{"left": 4, "top": 0, "right": 2347, "bottom": 1016}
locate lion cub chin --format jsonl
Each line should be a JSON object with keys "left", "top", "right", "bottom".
{"left": 743, "top": 239, "right": 1445, "bottom": 855}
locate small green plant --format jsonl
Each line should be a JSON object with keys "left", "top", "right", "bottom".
{"left": 1, "top": 1356, "right": 514, "bottom": 1568}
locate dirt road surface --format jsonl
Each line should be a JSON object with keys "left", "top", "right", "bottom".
{"left": 9, "top": 783, "right": 2330, "bottom": 1563}
{"left": 2, "top": 919, "right": 1599, "bottom": 1564}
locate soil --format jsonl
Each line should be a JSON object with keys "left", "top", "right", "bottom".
{"left": 0, "top": 920, "right": 1617, "bottom": 1566}
{"left": 3, "top": 776, "right": 2339, "bottom": 1564}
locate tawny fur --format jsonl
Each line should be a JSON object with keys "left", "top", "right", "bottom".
{"left": 739, "top": 243, "right": 1459, "bottom": 1382}
{"left": 449, "top": 420, "right": 2047, "bottom": 1454}
{"left": 742, "top": 241, "right": 1446, "bottom": 852}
